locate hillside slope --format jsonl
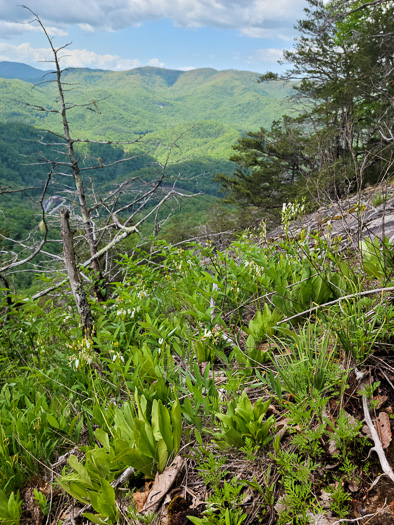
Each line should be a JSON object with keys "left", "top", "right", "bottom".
{"left": 1, "top": 179, "right": 394, "bottom": 525}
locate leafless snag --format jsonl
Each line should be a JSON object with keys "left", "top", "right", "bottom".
{"left": 60, "top": 209, "right": 94, "bottom": 337}
{"left": 0, "top": 7, "right": 200, "bottom": 331}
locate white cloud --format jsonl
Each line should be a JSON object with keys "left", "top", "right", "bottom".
{"left": 0, "top": 20, "right": 67, "bottom": 39}
{"left": 0, "top": 1, "right": 306, "bottom": 35}
{"left": 44, "top": 26, "right": 68, "bottom": 37}
{"left": 178, "top": 66, "right": 196, "bottom": 71}
{"left": 147, "top": 58, "right": 165, "bottom": 68}
{"left": 240, "top": 27, "right": 292, "bottom": 40}
{"left": 247, "top": 48, "right": 287, "bottom": 64}
{"left": 0, "top": 42, "right": 141, "bottom": 70}
{"left": 78, "top": 23, "right": 94, "bottom": 33}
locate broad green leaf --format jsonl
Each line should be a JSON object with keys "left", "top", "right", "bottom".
{"left": 222, "top": 428, "right": 245, "bottom": 448}
{"left": 46, "top": 413, "right": 59, "bottom": 429}
{"left": 94, "top": 429, "right": 110, "bottom": 451}
{"left": 194, "top": 428, "right": 203, "bottom": 446}
{"left": 253, "top": 398, "right": 271, "bottom": 419}
{"left": 115, "top": 449, "right": 155, "bottom": 478}
{"left": 156, "top": 438, "right": 168, "bottom": 473}
{"left": 171, "top": 395, "right": 182, "bottom": 453}
{"left": 83, "top": 512, "right": 111, "bottom": 525}
{"left": 57, "top": 480, "right": 89, "bottom": 505}
{"left": 135, "top": 390, "right": 148, "bottom": 422}
{"left": 134, "top": 419, "right": 156, "bottom": 458}
{"left": 98, "top": 479, "right": 116, "bottom": 521}
{"left": 67, "top": 456, "right": 94, "bottom": 489}
{"left": 152, "top": 400, "right": 173, "bottom": 453}
{"left": 88, "top": 491, "right": 100, "bottom": 515}
{"left": 86, "top": 448, "right": 112, "bottom": 481}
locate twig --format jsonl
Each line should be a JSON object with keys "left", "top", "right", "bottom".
{"left": 45, "top": 470, "right": 54, "bottom": 525}
{"left": 210, "top": 283, "right": 219, "bottom": 322}
{"left": 51, "top": 447, "right": 79, "bottom": 469}
{"left": 112, "top": 467, "right": 135, "bottom": 488}
{"left": 331, "top": 507, "right": 387, "bottom": 524}
{"left": 361, "top": 384, "right": 394, "bottom": 483}
{"left": 277, "top": 286, "right": 394, "bottom": 325}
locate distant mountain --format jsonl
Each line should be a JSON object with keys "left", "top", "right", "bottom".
{"left": 0, "top": 61, "right": 45, "bottom": 83}
{"left": 0, "top": 62, "right": 295, "bottom": 161}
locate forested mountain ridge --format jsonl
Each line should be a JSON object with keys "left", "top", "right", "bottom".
{"left": 0, "top": 63, "right": 294, "bottom": 267}
{"left": 0, "top": 62, "right": 294, "bottom": 160}
{"left": 0, "top": 61, "right": 45, "bottom": 82}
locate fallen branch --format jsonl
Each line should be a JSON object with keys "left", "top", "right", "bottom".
{"left": 51, "top": 447, "right": 79, "bottom": 469}
{"left": 361, "top": 384, "right": 394, "bottom": 483}
{"left": 331, "top": 506, "right": 388, "bottom": 524}
{"left": 277, "top": 286, "right": 394, "bottom": 325}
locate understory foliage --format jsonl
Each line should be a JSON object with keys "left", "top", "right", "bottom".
{"left": 1, "top": 204, "right": 394, "bottom": 524}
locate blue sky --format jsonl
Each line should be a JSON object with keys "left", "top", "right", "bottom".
{"left": 0, "top": 1, "right": 308, "bottom": 73}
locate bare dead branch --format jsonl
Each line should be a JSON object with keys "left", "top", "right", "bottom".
{"left": 361, "top": 382, "right": 394, "bottom": 483}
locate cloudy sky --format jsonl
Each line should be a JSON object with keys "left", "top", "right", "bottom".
{"left": 0, "top": 1, "right": 308, "bottom": 73}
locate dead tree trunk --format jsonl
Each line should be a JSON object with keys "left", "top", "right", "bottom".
{"left": 27, "top": 7, "right": 106, "bottom": 301}
{"left": 60, "top": 209, "right": 94, "bottom": 338}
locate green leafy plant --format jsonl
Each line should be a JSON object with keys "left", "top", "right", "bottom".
{"left": 278, "top": 478, "right": 322, "bottom": 525}
{"left": 181, "top": 362, "right": 219, "bottom": 429}
{"left": 273, "top": 324, "right": 342, "bottom": 402}
{"left": 274, "top": 449, "right": 320, "bottom": 485}
{"left": 326, "top": 482, "right": 352, "bottom": 519}
{"left": 236, "top": 305, "right": 282, "bottom": 365}
{"left": 58, "top": 391, "right": 182, "bottom": 523}
{"left": 259, "top": 369, "right": 283, "bottom": 406}
{"left": 324, "top": 409, "right": 363, "bottom": 459}
{"left": 241, "top": 467, "right": 276, "bottom": 516}
{"left": 360, "top": 237, "right": 394, "bottom": 282}
{"left": 273, "top": 449, "right": 323, "bottom": 524}
{"left": 127, "top": 503, "right": 157, "bottom": 524}
{"left": 196, "top": 452, "right": 228, "bottom": 490}
{"left": 188, "top": 476, "right": 247, "bottom": 525}
{"left": 212, "top": 391, "right": 275, "bottom": 449}
{"left": 335, "top": 297, "right": 384, "bottom": 361}
{"left": 33, "top": 489, "right": 49, "bottom": 516}
{"left": 110, "top": 390, "right": 182, "bottom": 477}
{"left": 372, "top": 192, "right": 389, "bottom": 207}
{"left": 272, "top": 260, "right": 351, "bottom": 321}
{"left": 0, "top": 490, "right": 22, "bottom": 525}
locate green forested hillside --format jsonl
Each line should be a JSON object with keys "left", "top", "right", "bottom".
{"left": 0, "top": 66, "right": 293, "bottom": 266}
{"left": 0, "top": 120, "right": 233, "bottom": 292}
{"left": 0, "top": 64, "right": 294, "bottom": 160}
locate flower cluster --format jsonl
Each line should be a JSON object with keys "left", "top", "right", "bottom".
{"left": 281, "top": 199, "right": 306, "bottom": 235}
{"left": 67, "top": 337, "right": 94, "bottom": 369}
{"left": 259, "top": 220, "right": 267, "bottom": 244}
{"left": 137, "top": 289, "right": 149, "bottom": 299}
{"left": 227, "top": 279, "right": 241, "bottom": 296}
{"left": 243, "top": 259, "right": 264, "bottom": 278}
{"left": 201, "top": 326, "right": 223, "bottom": 344}
{"left": 110, "top": 351, "right": 125, "bottom": 363}
{"left": 116, "top": 307, "right": 136, "bottom": 318}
